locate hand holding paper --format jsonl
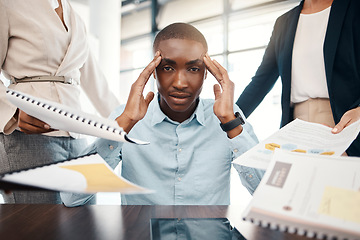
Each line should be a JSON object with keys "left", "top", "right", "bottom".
{"left": 332, "top": 106, "right": 360, "bottom": 133}
{"left": 6, "top": 89, "right": 148, "bottom": 144}
{"left": 17, "top": 109, "right": 54, "bottom": 134}
{"left": 234, "top": 118, "right": 360, "bottom": 170}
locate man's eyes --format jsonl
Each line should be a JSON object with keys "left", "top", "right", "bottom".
{"left": 161, "top": 66, "right": 201, "bottom": 72}
{"left": 189, "top": 67, "right": 200, "bottom": 72}
{"left": 163, "top": 66, "right": 173, "bottom": 71}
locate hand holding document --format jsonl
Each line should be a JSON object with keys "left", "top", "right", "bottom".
{"left": 6, "top": 89, "right": 148, "bottom": 144}
{"left": 234, "top": 118, "right": 360, "bottom": 170}
{"left": 0, "top": 154, "right": 150, "bottom": 194}
{"left": 242, "top": 149, "right": 360, "bottom": 239}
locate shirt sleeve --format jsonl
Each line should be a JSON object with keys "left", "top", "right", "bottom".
{"left": 229, "top": 105, "right": 265, "bottom": 195}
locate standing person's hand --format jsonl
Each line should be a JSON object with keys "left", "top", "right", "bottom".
{"left": 116, "top": 52, "right": 162, "bottom": 133}
{"left": 203, "top": 54, "right": 243, "bottom": 138}
{"left": 18, "top": 109, "right": 55, "bottom": 134}
{"left": 332, "top": 107, "right": 360, "bottom": 134}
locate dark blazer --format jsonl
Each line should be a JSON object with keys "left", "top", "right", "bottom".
{"left": 236, "top": 0, "right": 360, "bottom": 156}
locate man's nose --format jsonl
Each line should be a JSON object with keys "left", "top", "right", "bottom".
{"left": 173, "top": 71, "right": 188, "bottom": 89}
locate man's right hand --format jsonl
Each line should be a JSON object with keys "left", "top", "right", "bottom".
{"left": 116, "top": 52, "right": 161, "bottom": 133}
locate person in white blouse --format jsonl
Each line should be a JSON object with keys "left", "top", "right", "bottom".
{"left": 236, "top": 0, "right": 360, "bottom": 157}
{"left": 0, "top": 0, "right": 120, "bottom": 203}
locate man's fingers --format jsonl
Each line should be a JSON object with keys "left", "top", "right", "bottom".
{"left": 213, "top": 84, "right": 221, "bottom": 100}
{"left": 204, "top": 54, "right": 223, "bottom": 83}
{"left": 204, "top": 54, "right": 230, "bottom": 88}
{"left": 144, "top": 91, "right": 155, "bottom": 106}
{"left": 212, "top": 58, "right": 227, "bottom": 75}
{"left": 136, "top": 53, "right": 161, "bottom": 88}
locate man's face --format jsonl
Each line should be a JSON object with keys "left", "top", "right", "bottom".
{"left": 155, "top": 38, "right": 207, "bottom": 122}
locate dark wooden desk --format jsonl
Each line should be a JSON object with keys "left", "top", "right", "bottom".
{"left": 0, "top": 204, "right": 308, "bottom": 240}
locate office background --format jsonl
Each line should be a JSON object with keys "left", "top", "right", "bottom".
{"left": 0, "top": 0, "right": 300, "bottom": 205}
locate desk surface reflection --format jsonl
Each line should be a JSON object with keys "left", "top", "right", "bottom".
{"left": 150, "top": 218, "right": 246, "bottom": 240}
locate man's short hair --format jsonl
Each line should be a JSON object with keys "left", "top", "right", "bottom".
{"left": 153, "top": 22, "right": 208, "bottom": 52}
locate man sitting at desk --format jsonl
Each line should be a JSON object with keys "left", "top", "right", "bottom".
{"left": 61, "top": 23, "right": 263, "bottom": 206}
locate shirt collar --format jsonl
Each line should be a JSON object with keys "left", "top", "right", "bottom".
{"left": 150, "top": 94, "right": 206, "bottom": 127}
{"left": 49, "top": 0, "right": 59, "bottom": 9}
{"left": 49, "top": 0, "right": 71, "bottom": 30}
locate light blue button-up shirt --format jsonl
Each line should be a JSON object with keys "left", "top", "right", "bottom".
{"left": 61, "top": 97, "right": 264, "bottom": 206}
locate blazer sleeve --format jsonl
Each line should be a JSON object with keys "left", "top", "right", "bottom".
{"left": 0, "top": 2, "right": 18, "bottom": 133}
{"left": 236, "top": 17, "right": 283, "bottom": 118}
{"left": 79, "top": 49, "right": 120, "bottom": 118}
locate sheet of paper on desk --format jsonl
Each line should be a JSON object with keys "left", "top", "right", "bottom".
{"left": 233, "top": 118, "right": 360, "bottom": 170}
{"left": 0, "top": 154, "right": 150, "bottom": 194}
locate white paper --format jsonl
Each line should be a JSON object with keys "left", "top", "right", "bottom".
{"left": 1, "top": 154, "right": 150, "bottom": 194}
{"left": 233, "top": 118, "right": 360, "bottom": 170}
{"left": 6, "top": 89, "right": 148, "bottom": 145}
{"left": 242, "top": 149, "right": 360, "bottom": 239}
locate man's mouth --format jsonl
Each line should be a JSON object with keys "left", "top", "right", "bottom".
{"left": 169, "top": 92, "right": 191, "bottom": 104}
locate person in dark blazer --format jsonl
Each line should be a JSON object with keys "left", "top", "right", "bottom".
{"left": 236, "top": 0, "right": 360, "bottom": 156}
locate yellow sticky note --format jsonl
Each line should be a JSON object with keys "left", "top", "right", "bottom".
{"left": 318, "top": 186, "right": 360, "bottom": 224}
{"left": 60, "top": 164, "right": 141, "bottom": 192}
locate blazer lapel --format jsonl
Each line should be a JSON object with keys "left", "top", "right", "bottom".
{"left": 56, "top": 5, "right": 88, "bottom": 76}
{"left": 323, "top": 0, "right": 350, "bottom": 86}
{"left": 281, "top": 1, "right": 303, "bottom": 103}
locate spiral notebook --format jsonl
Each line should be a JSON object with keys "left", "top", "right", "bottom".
{"left": 6, "top": 89, "right": 148, "bottom": 144}
{"left": 0, "top": 153, "right": 149, "bottom": 194}
{"left": 242, "top": 149, "right": 360, "bottom": 240}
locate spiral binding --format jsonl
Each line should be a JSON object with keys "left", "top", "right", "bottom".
{"left": 242, "top": 217, "right": 344, "bottom": 240}
{"left": 6, "top": 89, "right": 123, "bottom": 136}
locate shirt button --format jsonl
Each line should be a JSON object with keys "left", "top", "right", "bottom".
{"left": 178, "top": 177, "right": 181, "bottom": 181}
{"left": 234, "top": 148, "right": 238, "bottom": 153}
{"left": 249, "top": 174, "right": 253, "bottom": 178}
{"left": 178, "top": 148, "right": 182, "bottom": 152}
{"left": 109, "top": 145, "right": 114, "bottom": 150}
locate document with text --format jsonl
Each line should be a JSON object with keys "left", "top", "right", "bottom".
{"left": 234, "top": 118, "right": 360, "bottom": 170}
{"left": 242, "top": 149, "right": 360, "bottom": 239}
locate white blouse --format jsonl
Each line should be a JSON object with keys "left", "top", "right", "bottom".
{"left": 0, "top": 0, "right": 119, "bottom": 136}
{"left": 291, "top": 6, "right": 331, "bottom": 104}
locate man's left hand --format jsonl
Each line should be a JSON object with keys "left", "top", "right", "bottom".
{"left": 203, "top": 53, "right": 242, "bottom": 138}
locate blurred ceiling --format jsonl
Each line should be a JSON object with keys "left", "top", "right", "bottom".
{"left": 69, "top": 0, "right": 291, "bottom": 16}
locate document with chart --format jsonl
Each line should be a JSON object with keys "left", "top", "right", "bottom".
{"left": 0, "top": 154, "right": 150, "bottom": 194}
{"left": 6, "top": 89, "right": 148, "bottom": 145}
{"left": 242, "top": 149, "right": 360, "bottom": 240}
{"left": 233, "top": 118, "right": 360, "bottom": 170}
